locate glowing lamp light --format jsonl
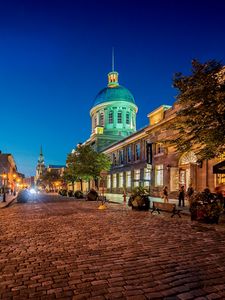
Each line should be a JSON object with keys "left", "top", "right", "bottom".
{"left": 29, "top": 188, "right": 37, "bottom": 194}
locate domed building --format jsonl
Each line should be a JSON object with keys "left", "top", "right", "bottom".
{"left": 89, "top": 69, "right": 138, "bottom": 152}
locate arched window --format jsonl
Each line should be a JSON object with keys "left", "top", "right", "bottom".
{"left": 179, "top": 151, "right": 197, "bottom": 165}
{"left": 94, "top": 115, "right": 97, "bottom": 128}
{"left": 100, "top": 112, "right": 104, "bottom": 126}
{"left": 126, "top": 112, "right": 130, "bottom": 124}
{"left": 118, "top": 111, "right": 122, "bottom": 123}
{"left": 109, "top": 111, "right": 113, "bottom": 124}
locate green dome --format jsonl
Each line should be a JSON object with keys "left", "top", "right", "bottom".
{"left": 94, "top": 85, "right": 135, "bottom": 107}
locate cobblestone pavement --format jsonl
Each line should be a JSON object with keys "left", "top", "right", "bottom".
{"left": 0, "top": 194, "right": 225, "bottom": 300}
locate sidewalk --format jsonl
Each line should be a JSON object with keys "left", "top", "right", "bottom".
{"left": 0, "top": 194, "right": 17, "bottom": 208}
{"left": 105, "top": 193, "right": 190, "bottom": 214}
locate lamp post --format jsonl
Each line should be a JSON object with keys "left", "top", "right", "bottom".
{"left": 13, "top": 173, "right": 17, "bottom": 195}
{"left": 2, "top": 172, "right": 7, "bottom": 202}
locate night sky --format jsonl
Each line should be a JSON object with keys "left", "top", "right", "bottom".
{"left": 0, "top": 0, "right": 224, "bottom": 176}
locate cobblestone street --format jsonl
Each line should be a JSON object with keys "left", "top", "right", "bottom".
{"left": 1, "top": 194, "right": 225, "bottom": 300}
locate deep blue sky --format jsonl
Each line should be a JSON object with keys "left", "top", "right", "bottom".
{"left": 0, "top": 0, "right": 224, "bottom": 176}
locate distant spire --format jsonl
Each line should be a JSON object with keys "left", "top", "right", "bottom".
{"left": 112, "top": 47, "right": 114, "bottom": 72}
{"left": 40, "top": 145, "right": 43, "bottom": 156}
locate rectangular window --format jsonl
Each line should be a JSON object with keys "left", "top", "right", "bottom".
{"left": 135, "top": 143, "right": 141, "bottom": 160}
{"left": 118, "top": 111, "right": 122, "bottom": 123}
{"left": 127, "top": 146, "right": 131, "bottom": 162}
{"left": 119, "top": 150, "right": 124, "bottom": 164}
{"left": 112, "top": 174, "right": 117, "bottom": 188}
{"left": 134, "top": 169, "right": 140, "bottom": 187}
{"left": 107, "top": 175, "right": 111, "bottom": 189}
{"left": 109, "top": 111, "right": 113, "bottom": 124}
{"left": 112, "top": 153, "right": 117, "bottom": 165}
{"left": 126, "top": 112, "right": 130, "bottom": 124}
{"left": 155, "top": 164, "right": 163, "bottom": 187}
{"left": 119, "top": 172, "right": 123, "bottom": 188}
{"left": 126, "top": 171, "right": 131, "bottom": 188}
{"left": 144, "top": 168, "right": 151, "bottom": 187}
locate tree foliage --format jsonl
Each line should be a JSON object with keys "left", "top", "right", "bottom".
{"left": 170, "top": 59, "right": 225, "bottom": 160}
{"left": 65, "top": 144, "right": 111, "bottom": 189}
{"left": 40, "top": 170, "right": 61, "bottom": 188}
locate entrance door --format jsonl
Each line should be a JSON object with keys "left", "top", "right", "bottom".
{"left": 179, "top": 168, "right": 190, "bottom": 190}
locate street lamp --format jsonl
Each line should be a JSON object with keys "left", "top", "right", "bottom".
{"left": 2, "top": 172, "right": 7, "bottom": 202}
{"left": 13, "top": 173, "right": 17, "bottom": 195}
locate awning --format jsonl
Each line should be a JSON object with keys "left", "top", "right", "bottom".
{"left": 213, "top": 160, "right": 225, "bottom": 174}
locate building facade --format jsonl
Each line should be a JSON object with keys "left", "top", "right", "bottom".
{"left": 103, "top": 104, "right": 224, "bottom": 197}
{"left": 0, "top": 151, "right": 18, "bottom": 192}
{"left": 87, "top": 68, "right": 138, "bottom": 152}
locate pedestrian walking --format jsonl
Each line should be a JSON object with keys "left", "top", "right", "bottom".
{"left": 178, "top": 186, "right": 185, "bottom": 207}
{"left": 187, "top": 184, "right": 194, "bottom": 203}
{"left": 162, "top": 186, "right": 168, "bottom": 203}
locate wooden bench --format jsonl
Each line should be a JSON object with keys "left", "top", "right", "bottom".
{"left": 151, "top": 201, "right": 182, "bottom": 218}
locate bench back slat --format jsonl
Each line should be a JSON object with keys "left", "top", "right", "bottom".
{"left": 153, "top": 202, "right": 175, "bottom": 212}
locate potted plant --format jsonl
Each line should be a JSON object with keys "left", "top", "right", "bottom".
{"left": 189, "top": 191, "right": 223, "bottom": 224}
{"left": 128, "top": 186, "right": 150, "bottom": 211}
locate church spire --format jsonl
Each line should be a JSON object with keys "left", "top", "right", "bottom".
{"left": 108, "top": 47, "right": 119, "bottom": 87}
{"left": 38, "top": 145, "right": 44, "bottom": 164}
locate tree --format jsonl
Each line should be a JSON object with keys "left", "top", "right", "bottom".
{"left": 169, "top": 59, "right": 225, "bottom": 160}
{"left": 40, "top": 170, "right": 61, "bottom": 190}
{"left": 65, "top": 144, "right": 111, "bottom": 191}
{"left": 62, "top": 166, "right": 78, "bottom": 192}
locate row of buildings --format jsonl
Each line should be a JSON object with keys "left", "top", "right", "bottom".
{"left": 77, "top": 62, "right": 224, "bottom": 197}
{"left": 0, "top": 151, "right": 25, "bottom": 193}
{"left": 33, "top": 60, "right": 224, "bottom": 197}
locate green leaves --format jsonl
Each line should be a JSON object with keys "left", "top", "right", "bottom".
{"left": 64, "top": 144, "right": 111, "bottom": 183}
{"left": 170, "top": 60, "right": 225, "bottom": 160}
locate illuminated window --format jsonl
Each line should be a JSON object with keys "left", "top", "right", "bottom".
{"left": 127, "top": 146, "right": 132, "bottom": 162}
{"left": 134, "top": 169, "right": 140, "bottom": 187}
{"left": 126, "top": 112, "right": 130, "bottom": 124}
{"left": 107, "top": 175, "right": 111, "bottom": 188}
{"left": 100, "top": 112, "right": 104, "bottom": 126}
{"left": 144, "top": 168, "right": 151, "bottom": 187}
{"left": 135, "top": 143, "right": 141, "bottom": 160}
{"left": 118, "top": 111, "right": 122, "bottom": 123}
{"left": 126, "top": 171, "right": 131, "bottom": 187}
{"left": 119, "top": 172, "right": 123, "bottom": 188}
{"left": 155, "top": 164, "right": 163, "bottom": 186}
{"left": 112, "top": 174, "right": 117, "bottom": 188}
{"left": 109, "top": 111, "right": 113, "bottom": 124}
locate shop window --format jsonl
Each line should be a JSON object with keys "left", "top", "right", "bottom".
{"left": 126, "top": 171, "right": 131, "bottom": 187}
{"left": 119, "top": 172, "right": 124, "bottom": 188}
{"left": 155, "top": 164, "right": 163, "bottom": 186}
{"left": 107, "top": 175, "right": 111, "bottom": 189}
{"left": 144, "top": 168, "right": 151, "bottom": 187}
{"left": 112, "top": 174, "right": 117, "bottom": 188}
{"left": 134, "top": 169, "right": 140, "bottom": 187}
